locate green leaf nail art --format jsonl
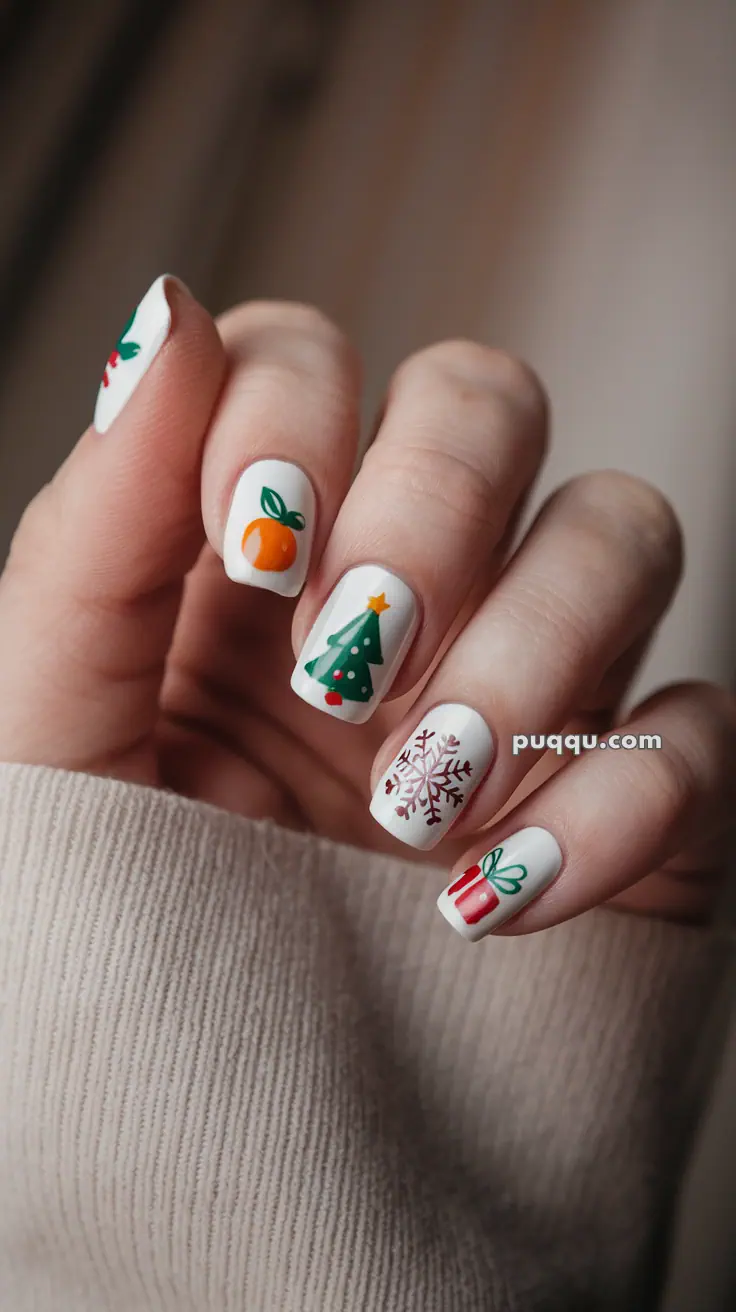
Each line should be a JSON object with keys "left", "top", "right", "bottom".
{"left": 260, "top": 486, "right": 305, "bottom": 531}
{"left": 481, "top": 845, "right": 529, "bottom": 896}
{"left": 115, "top": 308, "right": 141, "bottom": 360}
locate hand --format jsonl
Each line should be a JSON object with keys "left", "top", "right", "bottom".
{"left": 1, "top": 278, "right": 733, "bottom": 939}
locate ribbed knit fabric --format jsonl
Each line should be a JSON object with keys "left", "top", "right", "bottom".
{"left": 0, "top": 763, "right": 730, "bottom": 1311}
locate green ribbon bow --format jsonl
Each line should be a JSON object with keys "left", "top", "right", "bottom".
{"left": 481, "top": 846, "right": 529, "bottom": 896}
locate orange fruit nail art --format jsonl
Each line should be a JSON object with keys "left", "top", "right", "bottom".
{"left": 242, "top": 486, "right": 306, "bottom": 572}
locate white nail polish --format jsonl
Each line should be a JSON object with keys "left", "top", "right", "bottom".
{"left": 437, "top": 826, "right": 563, "bottom": 941}
{"left": 223, "top": 460, "right": 316, "bottom": 598}
{"left": 291, "top": 564, "right": 418, "bottom": 724}
{"left": 93, "top": 275, "right": 173, "bottom": 433}
{"left": 369, "top": 703, "right": 493, "bottom": 849}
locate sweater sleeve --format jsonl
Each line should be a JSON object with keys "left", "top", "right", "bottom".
{"left": 0, "top": 762, "right": 731, "bottom": 1312}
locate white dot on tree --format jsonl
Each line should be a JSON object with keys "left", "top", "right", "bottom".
{"left": 347, "top": 671, "right": 355, "bottom": 679}
{"left": 361, "top": 687, "right": 367, "bottom": 693}
{"left": 350, "top": 646, "right": 359, "bottom": 654}
{"left": 363, "top": 637, "right": 370, "bottom": 645}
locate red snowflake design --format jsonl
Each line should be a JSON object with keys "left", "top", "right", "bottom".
{"left": 384, "top": 728, "right": 472, "bottom": 827}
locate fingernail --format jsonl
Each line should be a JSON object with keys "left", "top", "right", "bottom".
{"left": 223, "top": 460, "right": 316, "bottom": 598}
{"left": 369, "top": 703, "right": 493, "bottom": 849}
{"left": 93, "top": 274, "right": 173, "bottom": 434}
{"left": 291, "top": 564, "right": 418, "bottom": 723}
{"left": 437, "top": 826, "right": 563, "bottom": 941}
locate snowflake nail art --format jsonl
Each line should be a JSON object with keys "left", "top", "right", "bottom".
{"left": 370, "top": 704, "right": 493, "bottom": 850}
{"left": 383, "top": 729, "right": 473, "bottom": 826}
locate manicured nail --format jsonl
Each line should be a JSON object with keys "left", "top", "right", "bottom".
{"left": 369, "top": 703, "right": 493, "bottom": 849}
{"left": 437, "top": 826, "right": 563, "bottom": 941}
{"left": 223, "top": 460, "right": 316, "bottom": 598}
{"left": 291, "top": 564, "right": 418, "bottom": 723}
{"left": 93, "top": 275, "right": 173, "bottom": 433}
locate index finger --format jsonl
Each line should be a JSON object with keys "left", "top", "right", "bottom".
{"left": 201, "top": 302, "right": 361, "bottom": 599}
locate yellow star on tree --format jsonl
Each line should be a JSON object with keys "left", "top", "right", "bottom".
{"left": 367, "top": 592, "right": 390, "bottom": 615}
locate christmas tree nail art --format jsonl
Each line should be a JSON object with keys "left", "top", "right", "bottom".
{"left": 93, "top": 275, "right": 173, "bottom": 433}
{"left": 224, "top": 461, "right": 316, "bottom": 597}
{"left": 437, "top": 827, "right": 563, "bottom": 941}
{"left": 291, "top": 565, "right": 418, "bottom": 723}
{"left": 370, "top": 703, "right": 493, "bottom": 849}
{"left": 304, "top": 593, "right": 389, "bottom": 706}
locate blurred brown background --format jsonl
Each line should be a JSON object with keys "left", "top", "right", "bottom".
{"left": 0, "top": 0, "right": 734, "bottom": 1306}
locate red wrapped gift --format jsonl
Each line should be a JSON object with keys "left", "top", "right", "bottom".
{"left": 446, "top": 846, "right": 529, "bottom": 927}
{"left": 446, "top": 864, "right": 500, "bottom": 925}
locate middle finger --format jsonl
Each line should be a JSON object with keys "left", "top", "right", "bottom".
{"left": 291, "top": 341, "right": 548, "bottom": 723}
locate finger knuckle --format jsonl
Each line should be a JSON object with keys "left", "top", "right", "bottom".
{"left": 364, "top": 439, "right": 502, "bottom": 536}
{"left": 6, "top": 482, "right": 59, "bottom": 576}
{"left": 389, "top": 344, "right": 548, "bottom": 483}
{"left": 645, "top": 737, "right": 701, "bottom": 822}
{"left": 219, "top": 300, "right": 358, "bottom": 378}
{"left": 265, "top": 300, "right": 350, "bottom": 351}
{"left": 398, "top": 340, "right": 547, "bottom": 417}
{"left": 640, "top": 680, "right": 736, "bottom": 784}
{"left": 559, "top": 470, "right": 683, "bottom": 575}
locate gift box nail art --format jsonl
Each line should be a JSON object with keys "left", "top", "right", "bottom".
{"left": 437, "top": 826, "right": 563, "bottom": 941}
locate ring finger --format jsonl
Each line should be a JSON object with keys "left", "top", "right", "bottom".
{"left": 369, "top": 469, "right": 683, "bottom": 849}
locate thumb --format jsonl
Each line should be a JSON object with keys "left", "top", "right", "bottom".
{"left": 0, "top": 275, "right": 226, "bottom": 782}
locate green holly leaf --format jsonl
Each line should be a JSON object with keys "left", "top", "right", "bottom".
{"left": 261, "top": 487, "right": 288, "bottom": 522}
{"left": 119, "top": 308, "right": 137, "bottom": 339}
{"left": 115, "top": 308, "right": 138, "bottom": 350}
{"left": 118, "top": 341, "right": 141, "bottom": 360}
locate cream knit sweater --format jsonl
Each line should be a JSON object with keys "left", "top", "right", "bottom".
{"left": 0, "top": 762, "right": 729, "bottom": 1311}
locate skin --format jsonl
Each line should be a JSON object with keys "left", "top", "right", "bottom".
{"left": 0, "top": 285, "right": 733, "bottom": 934}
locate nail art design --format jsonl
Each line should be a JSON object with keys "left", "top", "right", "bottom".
{"left": 102, "top": 309, "right": 141, "bottom": 387}
{"left": 385, "top": 727, "right": 472, "bottom": 824}
{"left": 291, "top": 564, "right": 418, "bottom": 723}
{"left": 224, "top": 460, "right": 316, "bottom": 597}
{"left": 93, "top": 275, "right": 173, "bottom": 433}
{"left": 370, "top": 704, "right": 493, "bottom": 849}
{"left": 305, "top": 591, "right": 388, "bottom": 707}
{"left": 437, "top": 826, "right": 563, "bottom": 941}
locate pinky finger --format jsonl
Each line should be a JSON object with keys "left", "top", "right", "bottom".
{"left": 437, "top": 681, "right": 736, "bottom": 941}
